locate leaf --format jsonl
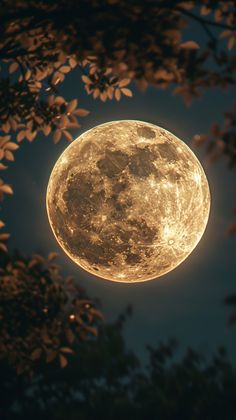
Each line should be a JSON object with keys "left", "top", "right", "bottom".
{"left": 0, "top": 150, "right": 4, "bottom": 160}
{"left": 93, "top": 88, "right": 100, "bottom": 99}
{"left": 69, "top": 57, "right": 77, "bottom": 68}
{"left": 53, "top": 130, "right": 62, "bottom": 144}
{"left": 42, "top": 125, "right": 51, "bottom": 136}
{"left": 5, "top": 142, "right": 19, "bottom": 151}
{"left": 28, "top": 259, "right": 38, "bottom": 269}
{"left": 59, "top": 354, "right": 68, "bottom": 368}
{"left": 67, "top": 99, "right": 78, "bottom": 113}
{"left": 119, "top": 78, "right": 131, "bottom": 87}
{"left": 48, "top": 251, "right": 58, "bottom": 261}
{"left": 2, "top": 121, "right": 10, "bottom": 133}
{"left": 5, "top": 150, "right": 14, "bottom": 161}
{"left": 31, "top": 348, "right": 42, "bottom": 360}
{"left": 0, "top": 220, "right": 5, "bottom": 229}
{"left": 25, "top": 69, "right": 31, "bottom": 80}
{"left": 180, "top": 41, "right": 200, "bottom": 49}
{"left": 178, "top": 2, "right": 194, "bottom": 10}
{"left": 121, "top": 88, "right": 133, "bottom": 97}
{"left": 214, "top": 9, "right": 222, "bottom": 23}
{"left": 65, "top": 328, "right": 76, "bottom": 344}
{"left": 107, "top": 86, "right": 114, "bottom": 99}
{"left": 220, "top": 30, "right": 232, "bottom": 39}
{"left": 0, "top": 163, "right": 8, "bottom": 170}
{"left": 9, "top": 62, "right": 19, "bottom": 73}
{"left": 46, "top": 350, "right": 57, "bottom": 363}
{"left": 0, "top": 233, "right": 10, "bottom": 240}
{"left": 228, "top": 36, "right": 235, "bottom": 50}
{"left": 115, "top": 89, "right": 121, "bottom": 101}
{"left": 17, "top": 131, "right": 25, "bottom": 142}
{"left": 100, "top": 92, "right": 107, "bottom": 102}
{"left": 81, "top": 75, "right": 91, "bottom": 84}
{"left": 200, "top": 6, "right": 211, "bottom": 16}
{"left": 0, "top": 184, "right": 13, "bottom": 194}
{"left": 54, "top": 96, "right": 65, "bottom": 105}
{"left": 85, "top": 326, "right": 98, "bottom": 337}
{"left": 60, "top": 347, "right": 73, "bottom": 354}
{"left": 90, "top": 308, "right": 104, "bottom": 320}
{"left": 0, "top": 243, "right": 7, "bottom": 252}
{"left": 74, "top": 108, "right": 90, "bottom": 117}
{"left": 60, "top": 66, "right": 71, "bottom": 73}
{"left": 63, "top": 130, "right": 73, "bottom": 142}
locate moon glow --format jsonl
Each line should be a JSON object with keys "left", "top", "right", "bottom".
{"left": 46, "top": 120, "right": 210, "bottom": 283}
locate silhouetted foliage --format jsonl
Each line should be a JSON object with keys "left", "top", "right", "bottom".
{"left": 1, "top": 315, "right": 236, "bottom": 420}
{"left": 0, "top": 251, "right": 103, "bottom": 375}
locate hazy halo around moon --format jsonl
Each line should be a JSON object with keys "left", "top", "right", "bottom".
{"left": 46, "top": 120, "right": 210, "bottom": 283}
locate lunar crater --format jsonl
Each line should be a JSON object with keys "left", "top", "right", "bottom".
{"left": 47, "top": 120, "right": 210, "bottom": 283}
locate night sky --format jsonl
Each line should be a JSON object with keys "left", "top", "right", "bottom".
{"left": 3, "top": 67, "right": 236, "bottom": 362}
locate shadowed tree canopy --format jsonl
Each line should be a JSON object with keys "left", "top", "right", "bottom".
{"left": 1, "top": 312, "right": 236, "bottom": 420}
{"left": 0, "top": 251, "right": 103, "bottom": 375}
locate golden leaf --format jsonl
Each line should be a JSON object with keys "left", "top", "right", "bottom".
{"left": 0, "top": 184, "right": 13, "bottom": 194}
{"left": 9, "top": 62, "right": 19, "bottom": 73}
{"left": 220, "top": 30, "right": 232, "bottom": 39}
{"left": 180, "top": 41, "right": 200, "bottom": 49}
{"left": 54, "top": 96, "right": 65, "bottom": 105}
{"left": 65, "top": 328, "right": 75, "bottom": 344}
{"left": 119, "top": 78, "right": 131, "bottom": 87}
{"left": 60, "top": 66, "right": 71, "bottom": 73}
{"left": 17, "top": 131, "right": 25, "bottom": 142}
{"left": 60, "top": 347, "right": 73, "bottom": 354}
{"left": 121, "top": 87, "right": 133, "bottom": 97}
{"left": 228, "top": 36, "right": 235, "bottom": 50}
{"left": 100, "top": 92, "right": 107, "bottom": 102}
{"left": 48, "top": 251, "right": 58, "bottom": 261}
{"left": 115, "top": 89, "right": 121, "bottom": 101}
{"left": 67, "top": 99, "right": 78, "bottom": 113}
{"left": 46, "top": 350, "right": 57, "bottom": 363}
{"left": 200, "top": 6, "right": 211, "bottom": 16}
{"left": 81, "top": 75, "right": 91, "bottom": 84}
{"left": 214, "top": 9, "right": 222, "bottom": 23}
{"left": 2, "top": 121, "right": 10, "bottom": 133}
{"left": 0, "top": 163, "right": 7, "bottom": 170}
{"left": 74, "top": 108, "right": 90, "bottom": 117}
{"left": 31, "top": 348, "right": 42, "bottom": 360}
{"left": 5, "top": 142, "right": 19, "bottom": 151}
{"left": 63, "top": 130, "right": 73, "bottom": 142}
{"left": 107, "top": 86, "right": 114, "bottom": 99}
{"left": 42, "top": 125, "right": 51, "bottom": 136}
{"left": 53, "top": 130, "right": 62, "bottom": 144}
{"left": 5, "top": 150, "right": 14, "bottom": 161}
{"left": 0, "top": 243, "right": 7, "bottom": 252}
{"left": 69, "top": 57, "right": 77, "bottom": 68}
{"left": 85, "top": 325, "right": 98, "bottom": 337}
{"left": 59, "top": 354, "right": 68, "bottom": 368}
{"left": 0, "top": 233, "right": 10, "bottom": 240}
{"left": 93, "top": 88, "right": 100, "bottom": 99}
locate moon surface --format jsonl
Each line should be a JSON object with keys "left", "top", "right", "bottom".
{"left": 46, "top": 120, "right": 210, "bottom": 283}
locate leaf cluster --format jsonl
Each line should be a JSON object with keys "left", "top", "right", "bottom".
{"left": 0, "top": 251, "right": 103, "bottom": 375}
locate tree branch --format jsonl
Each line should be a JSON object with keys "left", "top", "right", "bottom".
{"left": 176, "top": 6, "right": 236, "bottom": 31}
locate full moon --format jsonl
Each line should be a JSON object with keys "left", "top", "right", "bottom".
{"left": 46, "top": 120, "right": 210, "bottom": 283}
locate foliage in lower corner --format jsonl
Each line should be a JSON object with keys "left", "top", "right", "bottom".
{"left": 0, "top": 250, "right": 103, "bottom": 375}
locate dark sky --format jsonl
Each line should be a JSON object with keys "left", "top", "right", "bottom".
{"left": 3, "top": 67, "right": 236, "bottom": 362}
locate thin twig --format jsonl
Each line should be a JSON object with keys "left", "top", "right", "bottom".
{"left": 176, "top": 6, "right": 236, "bottom": 31}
